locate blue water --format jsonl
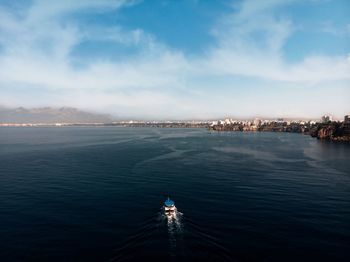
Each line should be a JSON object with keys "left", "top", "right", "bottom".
{"left": 0, "top": 127, "right": 349, "bottom": 261}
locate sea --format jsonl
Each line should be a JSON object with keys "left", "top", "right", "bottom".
{"left": 0, "top": 127, "right": 349, "bottom": 261}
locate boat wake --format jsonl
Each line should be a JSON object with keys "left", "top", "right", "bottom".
{"left": 159, "top": 206, "right": 184, "bottom": 258}
{"left": 107, "top": 200, "right": 230, "bottom": 261}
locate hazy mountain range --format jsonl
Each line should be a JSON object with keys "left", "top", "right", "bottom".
{"left": 0, "top": 107, "right": 112, "bottom": 124}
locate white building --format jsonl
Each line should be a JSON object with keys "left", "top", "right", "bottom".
{"left": 224, "top": 118, "right": 232, "bottom": 125}
{"left": 253, "top": 118, "right": 261, "bottom": 127}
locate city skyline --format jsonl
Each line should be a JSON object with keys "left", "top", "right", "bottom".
{"left": 0, "top": 0, "right": 349, "bottom": 119}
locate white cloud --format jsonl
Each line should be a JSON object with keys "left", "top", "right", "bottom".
{"left": 232, "top": 0, "right": 296, "bottom": 20}
{"left": 320, "top": 21, "right": 350, "bottom": 36}
{"left": 26, "top": 0, "right": 131, "bottom": 23}
{"left": 205, "top": 0, "right": 350, "bottom": 83}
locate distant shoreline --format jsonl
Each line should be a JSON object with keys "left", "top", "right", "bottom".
{"left": 209, "top": 121, "right": 350, "bottom": 142}
{"left": 1, "top": 121, "right": 350, "bottom": 142}
{"left": 0, "top": 122, "right": 210, "bottom": 128}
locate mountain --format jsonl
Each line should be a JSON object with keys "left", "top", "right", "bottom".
{"left": 0, "top": 107, "right": 112, "bottom": 124}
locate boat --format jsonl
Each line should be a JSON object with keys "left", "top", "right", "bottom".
{"left": 164, "top": 197, "right": 176, "bottom": 213}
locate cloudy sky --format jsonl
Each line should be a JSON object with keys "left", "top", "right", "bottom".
{"left": 0, "top": 0, "right": 349, "bottom": 119}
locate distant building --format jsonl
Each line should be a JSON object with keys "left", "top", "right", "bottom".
{"left": 321, "top": 115, "right": 333, "bottom": 123}
{"left": 344, "top": 115, "right": 350, "bottom": 124}
{"left": 343, "top": 115, "right": 350, "bottom": 135}
{"left": 224, "top": 118, "right": 232, "bottom": 125}
{"left": 253, "top": 118, "right": 261, "bottom": 127}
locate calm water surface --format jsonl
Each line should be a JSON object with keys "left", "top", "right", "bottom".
{"left": 0, "top": 127, "right": 349, "bottom": 261}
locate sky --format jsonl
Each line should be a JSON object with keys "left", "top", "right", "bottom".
{"left": 0, "top": 0, "right": 349, "bottom": 120}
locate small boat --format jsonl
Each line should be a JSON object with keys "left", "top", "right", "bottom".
{"left": 164, "top": 197, "right": 176, "bottom": 213}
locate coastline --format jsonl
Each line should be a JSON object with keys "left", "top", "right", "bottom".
{"left": 209, "top": 121, "right": 350, "bottom": 142}
{"left": 1, "top": 120, "right": 350, "bottom": 142}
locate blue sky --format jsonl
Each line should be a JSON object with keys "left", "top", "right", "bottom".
{"left": 0, "top": 0, "right": 349, "bottom": 119}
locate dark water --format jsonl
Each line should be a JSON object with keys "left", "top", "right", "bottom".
{"left": 0, "top": 127, "right": 349, "bottom": 261}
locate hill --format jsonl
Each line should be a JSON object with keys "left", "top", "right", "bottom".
{"left": 0, "top": 107, "right": 112, "bottom": 124}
